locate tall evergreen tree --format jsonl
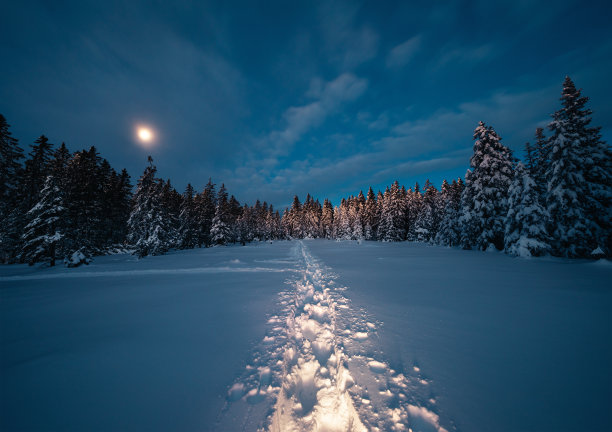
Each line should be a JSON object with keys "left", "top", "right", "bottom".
{"left": 179, "top": 183, "right": 198, "bottom": 249}
{"left": 321, "top": 198, "right": 334, "bottom": 239}
{"left": 0, "top": 115, "right": 25, "bottom": 262}
{"left": 127, "top": 157, "right": 170, "bottom": 257}
{"left": 19, "top": 175, "right": 65, "bottom": 266}
{"left": 210, "top": 184, "right": 231, "bottom": 245}
{"left": 460, "top": 122, "right": 514, "bottom": 250}
{"left": 545, "top": 77, "right": 612, "bottom": 257}
{"left": 195, "top": 178, "right": 216, "bottom": 247}
{"left": 505, "top": 163, "right": 551, "bottom": 257}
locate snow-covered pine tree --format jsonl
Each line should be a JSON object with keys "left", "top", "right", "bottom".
{"left": 321, "top": 199, "right": 334, "bottom": 239}
{"left": 195, "top": 179, "right": 216, "bottom": 247}
{"left": 405, "top": 183, "right": 422, "bottom": 241}
{"left": 19, "top": 175, "right": 65, "bottom": 266}
{"left": 63, "top": 147, "right": 104, "bottom": 257}
{"left": 127, "top": 157, "right": 171, "bottom": 257}
{"left": 545, "top": 77, "right": 612, "bottom": 257}
{"left": 0, "top": 114, "right": 25, "bottom": 262}
{"left": 363, "top": 187, "right": 378, "bottom": 240}
{"left": 179, "top": 183, "right": 198, "bottom": 249}
{"left": 336, "top": 199, "right": 352, "bottom": 240}
{"left": 435, "top": 178, "right": 463, "bottom": 246}
{"left": 414, "top": 180, "right": 438, "bottom": 242}
{"left": 21, "top": 135, "right": 54, "bottom": 212}
{"left": 504, "top": 163, "right": 551, "bottom": 257}
{"left": 459, "top": 170, "right": 478, "bottom": 248}
{"left": 161, "top": 179, "right": 181, "bottom": 248}
{"left": 227, "top": 195, "right": 243, "bottom": 243}
{"left": 461, "top": 122, "right": 514, "bottom": 251}
{"left": 210, "top": 184, "right": 231, "bottom": 245}
{"left": 378, "top": 181, "right": 406, "bottom": 241}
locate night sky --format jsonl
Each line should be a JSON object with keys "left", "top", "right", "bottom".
{"left": 2, "top": 0, "right": 611, "bottom": 207}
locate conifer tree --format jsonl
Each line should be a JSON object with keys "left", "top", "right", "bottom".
{"left": 460, "top": 122, "right": 514, "bottom": 250}
{"left": 321, "top": 199, "right": 334, "bottom": 239}
{"left": 19, "top": 175, "right": 65, "bottom": 266}
{"left": 545, "top": 77, "right": 612, "bottom": 257}
{"left": 436, "top": 179, "right": 463, "bottom": 246}
{"left": 210, "top": 184, "right": 231, "bottom": 245}
{"left": 505, "top": 163, "right": 551, "bottom": 257}
{"left": 127, "top": 157, "right": 170, "bottom": 257}
{"left": 414, "top": 180, "right": 438, "bottom": 242}
{"left": 22, "top": 135, "right": 54, "bottom": 211}
{"left": 363, "top": 187, "right": 378, "bottom": 240}
{"left": 195, "top": 179, "right": 216, "bottom": 247}
{"left": 0, "top": 115, "right": 25, "bottom": 262}
{"left": 179, "top": 183, "right": 198, "bottom": 249}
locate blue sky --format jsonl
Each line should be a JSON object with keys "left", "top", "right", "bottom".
{"left": 2, "top": 0, "right": 611, "bottom": 208}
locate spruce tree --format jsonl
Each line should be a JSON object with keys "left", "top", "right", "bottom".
{"left": 210, "top": 184, "right": 231, "bottom": 245}
{"left": 195, "top": 179, "right": 216, "bottom": 247}
{"left": 127, "top": 157, "right": 170, "bottom": 257}
{"left": 460, "top": 122, "right": 514, "bottom": 250}
{"left": 545, "top": 77, "right": 611, "bottom": 257}
{"left": 179, "top": 183, "right": 198, "bottom": 249}
{"left": 505, "top": 163, "right": 551, "bottom": 257}
{"left": 321, "top": 199, "right": 334, "bottom": 239}
{"left": 0, "top": 115, "right": 25, "bottom": 262}
{"left": 19, "top": 175, "right": 65, "bottom": 266}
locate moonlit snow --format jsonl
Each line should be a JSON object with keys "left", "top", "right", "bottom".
{"left": 1, "top": 240, "right": 610, "bottom": 431}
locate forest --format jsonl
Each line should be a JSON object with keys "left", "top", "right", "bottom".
{"left": 1, "top": 77, "right": 610, "bottom": 266}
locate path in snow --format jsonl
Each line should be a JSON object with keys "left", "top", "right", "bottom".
{"left": 216, "top": 241, "right": 449, "bottom": 432}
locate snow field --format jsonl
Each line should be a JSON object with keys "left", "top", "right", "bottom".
{"left": 218, "top": 242, "right": 447, "bottom": 431}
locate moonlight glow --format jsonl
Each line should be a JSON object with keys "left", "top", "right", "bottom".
{"left": 138, "top": 128, "right": 153, "bottom": 142}
{"left": 135, "top": 126, "right": 156, "bottom": 148}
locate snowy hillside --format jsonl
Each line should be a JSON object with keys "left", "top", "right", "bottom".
{"left": 1, "top": 240, "right": 610, "bottom": 431}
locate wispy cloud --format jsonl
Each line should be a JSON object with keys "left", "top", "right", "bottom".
{"left": 317, "top": 1, "right": 380, "bottom": 70}
{"left": 435, "top": 43, "right": 496, "bottom": 68}
{"left": 386, "top": 35, "right": 422, "bottom": 68}
{"left": 261, "top": 73, "right": 368, "bottom": 157}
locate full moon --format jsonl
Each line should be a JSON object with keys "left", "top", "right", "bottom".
{"left": 138, "top": 127, "right": 153, "bottom": 142}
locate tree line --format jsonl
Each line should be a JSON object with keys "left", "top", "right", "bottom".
{"left": 1, "top": 76, "right": 610, "bottom": 266}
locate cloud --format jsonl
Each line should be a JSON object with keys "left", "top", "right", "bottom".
{"left": 386, "top": 35, "right": 422, "bottom": 68}
{"left": 316, "top": 1, "right": 380, "bottom": 70}
{"left": 435, "top": 43, "right": 496, "bottom": 68}
{"left": 262, "top": 73, "right": 368, "bottom": 157}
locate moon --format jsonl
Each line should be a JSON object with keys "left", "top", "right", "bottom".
{"left": 135, "top": 125, "right": 156, "bottom": 148}
{"left": 138, "top": 127, "right": 153, "bottom": 142}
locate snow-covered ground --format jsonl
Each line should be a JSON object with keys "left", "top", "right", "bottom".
{"left": 1, "top": 240, "right": 610, "bottom": 431}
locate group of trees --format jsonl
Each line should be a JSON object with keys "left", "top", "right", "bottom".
{"left": 1, "top": 76, "right": 609, "bottom": 265}
{"left": 280, "top": 77, "right": 610, "bottom": 258}
{"left": 127, "top": 157, "right": 283, "bottom": 258}
{"left": 0, "top": 120, "right": 133, "bottom": 266}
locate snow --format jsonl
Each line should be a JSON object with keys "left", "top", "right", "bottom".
{"left": 1, "top": 240, "right": 610, "bottom": 431}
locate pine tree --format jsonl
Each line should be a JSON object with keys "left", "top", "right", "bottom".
{"left": 436, "top": 178, "right": 463, "bottom": 246}
{"left": 19, "top": 175, "right": 65, "bottom": 266}
{"left": 179, "top": 183, "right": 198, "bottom": 249}
{"left": 414, "top": 180, "right": 438, "bottom": 242}
{"left": 0, "top": 115, "right": 25, "bottom": 262}
{"left": 505, "top": 163, "right": 551, "bottom": 257}
{"left": 210, "top": 184, "right": 231, "bottom": 245}
{"left": 545, "top": 77, "right": 612, "bottom": 257}
{"left": 127, "top": 157, "right": 171, "bottom": 257}
{"left": 363, "top": 187, "right": 378, "bottom": 240}
{"left": 405, "top": 183, "right": 422, "bottom": 241}
{"left": 321, "top": 199, "right": 334, "bottom": 239}
{"left": 195, "top": 178, "right": 216, "bottom": 247}
{"left": 378, "top": 181, "right": 406, "bottom": 241}
{"left": 460, "top": 122, "right": 514, "bottom": 250}
{"left": 22, "top": 135, "right": 54, "bottom": 211}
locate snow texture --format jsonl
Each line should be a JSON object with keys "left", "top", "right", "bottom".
{"left": 1, "top": 240, "right": 610, "bottom": 432}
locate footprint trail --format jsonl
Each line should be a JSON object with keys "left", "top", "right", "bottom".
{"left": 216, "top": 241, "right": 449, "bottom": 432}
